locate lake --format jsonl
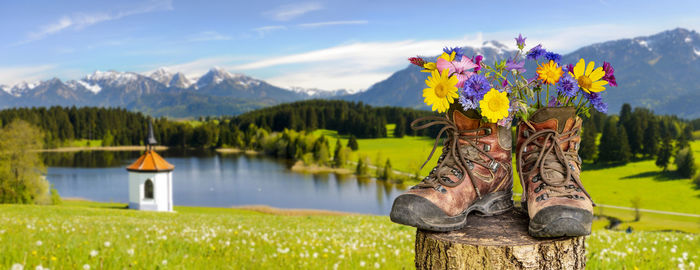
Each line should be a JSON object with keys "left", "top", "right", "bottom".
{"left": 43, "top": 149, "right": 407, "bottom": 215}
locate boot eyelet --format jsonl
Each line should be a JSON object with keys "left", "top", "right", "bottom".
{"left": 441, "top": 176, "right": 454, "bottom": 184}
{"left": 489, "top": 161, "right": 499, "bottom": 172}
{"left": 466, "top": 161, "right": 474, "bottom": 170}
{"left": 569, "top": 164, "right": 576, "bottom": 171}
{"left": 531, "top": 175, "right": 540, "bottom": 183}
{"left": 484, "top": 128, "right": 492, "bottom": 135}
{"left": 523, "top": 130, "right": 530, "bottom": 138}
{"left": 534, "top": 184, "right": 546, "bottom": 193}
{"left": 483, "top": 144, "right": 491, "bottom": 152}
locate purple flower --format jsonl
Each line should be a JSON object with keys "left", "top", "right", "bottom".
{"left": 544, "top": 52, "right": 561, "bottom": 63}
{"left": 602, "top": 61, "right": 617, "bottom": 87}
{"left": 459, "top": 74, "right": 491, "bottom": 110}
{"left": 547, "top": 96, "right": 561, "bottom": 107}
{"left": 527, "top": 44, "right": 546, "bottom": 60}
{"left": 583, "top": 91, "right": 607, "bottom": 113}
{"left": 471, "top": 55, "right": 483, "bottom": 72}
{"left": 565, "top": 63, "right": 575, "bottom": 73}
{"left": 556, "top": 73, "right": 579, "bottom": 97}
{"left": 443, "top": 47, "right": 464, "bottom": 60}
{"left": 515, "top": 34, "right": 526, "bottom": 50}
{"left": 408, "top": 57, "right": 426, "bottom": 67}
{"left": 505, "top": 58, "right": 526, "bottom": 73}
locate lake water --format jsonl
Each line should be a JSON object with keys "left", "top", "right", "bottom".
{"left": 43, "top": 149, "right": 407, "bottom": 215}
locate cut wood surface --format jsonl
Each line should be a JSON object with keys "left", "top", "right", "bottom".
{"left": 415, "top": 209, "right": 586, "bottom": 270}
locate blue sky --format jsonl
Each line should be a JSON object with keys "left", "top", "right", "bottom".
{"left": 1, "top": 0, "right": 699, "bottom": 91}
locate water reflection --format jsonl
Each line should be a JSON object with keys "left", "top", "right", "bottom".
{"left": 43, "top": 150, "right": 408, "bottom": 215}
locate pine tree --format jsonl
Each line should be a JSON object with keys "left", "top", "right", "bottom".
{"left": 656, "top": 137, "right": 673, "bottom": 171}
{"left": 382, "top": 159, "right": 394, "bottom": 180}
{"left": 642, "top": 120, "right": 659, "bottom": 158}
{"left": 347, "top": 135, "right": 359, "bottom": 151}
{"left": 675, "top": 147, "right": 697, "bottom": 178}
{"left": 597, "top": 118, "right": 631, "bottom": 164}
{"left": 332, "top": 139, "right": 342, "bottom": 167}
{"left": 394, "top": 116, "right": 406, "bottom": 138}
{"left": 579, "top": 126, "right": 597, "bottom": 161}
{"left": 356, "top": 157, "right": 365, "bottom": 176}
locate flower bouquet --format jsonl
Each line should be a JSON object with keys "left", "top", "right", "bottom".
{"left": 409, "top": 33, "right": 617, "bottom": 123}
{"left": 391, "top": 34, "right": 618, "bottom": 237}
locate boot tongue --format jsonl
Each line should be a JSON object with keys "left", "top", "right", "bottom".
{"left": 529, "top": 107, "right": 576, "bottom": 133}
{"left": 452, "top": 109, "right": 481, "bottom": 131}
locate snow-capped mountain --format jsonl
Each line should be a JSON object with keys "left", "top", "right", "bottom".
{"left": 149, "top": 68, "right": 174, "bottom": 86}
{"left": 169, "top": 72, "right": 193, "bottom": 88}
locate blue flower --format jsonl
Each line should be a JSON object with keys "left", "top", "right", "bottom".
{"left": 583, "top": 91, "right": 607, "bottom": 113}
{"left": 527, "top": 44, "right": 546, "bottom": 60}
{"left": 544, "top": 52, "right": 561, "bottom": 63}
{"left": 556, "top": 73, "right": 579, "bottom": 97}
{"left": 459, "top": 74, "right": 491, "bottom": 110}
{"left": 443, "top": 47, "right": 464, "bottom": 60}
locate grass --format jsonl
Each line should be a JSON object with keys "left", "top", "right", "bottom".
{"left": 67, "top": 139, "right": 104, "bottom": 148}
{"left": 0, "top": 201, "right": 697, "bottom": 269}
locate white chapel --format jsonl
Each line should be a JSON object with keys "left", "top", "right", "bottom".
{"left": 126, "top": 121, "right": 175, "bottom": 212}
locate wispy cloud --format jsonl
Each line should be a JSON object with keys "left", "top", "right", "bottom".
{"left": 187, "top": 31, "right": 232, "bottom": 42}
{"left": 264, "top": 2, "right": 322, "bottom": 21}
{"left": 0, "top": 64, "right": 57, "bottom": 85}
{"left": 17, "top": 0, "right": 173, "bottom": 45}
{"left": 253, "top": 25, "right": 287, "bottom": 37}
{"left": 297, "top": 20, "right": 368, "bottom": 28}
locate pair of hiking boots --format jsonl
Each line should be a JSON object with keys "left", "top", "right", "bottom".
{"left": 390, "top": 105, "right": 593, "bottom": 238}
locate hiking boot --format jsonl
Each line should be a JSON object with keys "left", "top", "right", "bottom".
{"left": 516, "top": 107, "right": 594, "bottom": 238}
{"left": 390, "top": 105, "right": 514, "bottom": 232}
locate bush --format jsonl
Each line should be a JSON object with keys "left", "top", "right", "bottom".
{"left": 675, "top": 147, "right": 696, "bottom": 178}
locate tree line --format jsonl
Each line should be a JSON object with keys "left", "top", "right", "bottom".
{"left": 579, "top": 103, "right": 696, "bottom": 179}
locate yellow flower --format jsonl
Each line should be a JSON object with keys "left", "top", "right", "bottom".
{"left": 571, "top": 58, "right": 607, "bottom": 93}
{"left": 479, "top": 88, "right": 510, "bottom": 123}
{"left": 420, "top": 52, "right": 455, "bottom": 73}
{"left": 423, "top": 68, "right": 459, "bottom": 113}
{"left": 536, "top": 60, "right": 563, "bottom": 85}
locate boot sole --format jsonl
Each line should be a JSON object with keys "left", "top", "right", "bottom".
{"left": 528, "top": 205, "right": 593, "bottom": 238}
{"left": 390, "top": 190, "right": 513, "bottom": 232}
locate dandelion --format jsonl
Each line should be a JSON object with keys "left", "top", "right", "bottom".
{"left": 360, "top": 261, "right": 366, "bottom": 267}
{"left": 90, "top": 250, "right": 98, "bottom": 257}
{"left": 35, "top": 266, "right": 43, "bottom": 270}
{"left": 374, "top": 262, "right": 380, "bottom": 268}
{"left": 83, "top": 265, "right": 90, "bottom": 270}
{"left": 36, "top": 240, "right": 43, "bottom": 246}
{"left": 127, "top": 249, "right": 134, "bottom": 256}
{"left": 162, "top": 260, "right": 167, "bottom": 265}
{"left": 104, "top": 241, "right": 111, "bottom": 247}
{"left": 12, "top": 264, "right": 23, "bottom": 270}
{"left": 277, "top": 247, "right": 290, "bottom": 254}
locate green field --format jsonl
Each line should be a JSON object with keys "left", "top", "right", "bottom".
{"left": 1, "top": 201, "right": 698, "bottom": 269}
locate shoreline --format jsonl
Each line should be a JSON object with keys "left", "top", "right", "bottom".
{"left": 37, "top": 145, "right": 169, "bottom": 152}
{"left": 290, "top": 160, "right": 353, "bottom": 174}
{"left": 61, "top": 198, "right": 361, "bottom": 216}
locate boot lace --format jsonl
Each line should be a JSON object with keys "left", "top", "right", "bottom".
{"left": 410, "top": 115, "right": 502, "bottom": 199}
{"left": 516, "top": 121, "right": 593, "bottom": 204}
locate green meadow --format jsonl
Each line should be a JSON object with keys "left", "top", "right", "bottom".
{"left": 1, "top": 201, "right": 698, "bottom": 269}
{"left": 315, "top": 127, "right": 700, "bottom": 232}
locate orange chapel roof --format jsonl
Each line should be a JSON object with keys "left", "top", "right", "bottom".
{"left": 126, "top": 150, "right": 174, "bottom": 172}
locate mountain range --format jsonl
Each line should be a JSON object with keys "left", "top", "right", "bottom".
{"left": 1, "top": 28, "right": 699, "bottom": 118}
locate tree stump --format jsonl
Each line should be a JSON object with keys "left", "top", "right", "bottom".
{"left": 415, "top": 209, "right": 586, "bottom": 270}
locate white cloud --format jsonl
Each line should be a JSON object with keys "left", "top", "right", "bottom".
{"left": 297, "top": 20, "right": 368, "bottom": 28}
{"left": 187, "top": 31, "right": 232, "bottom": 42}
{"left": 18, "top": 0, "right": 173, "bottom": 44}
{"left": 0, "top": 64, "right": 57, "bottom": 85}
{"left": 253, "top": 25, "right": 287, "bottom": 37}
{"left": 264, "top": 2, "right": 322, "bottom": 21}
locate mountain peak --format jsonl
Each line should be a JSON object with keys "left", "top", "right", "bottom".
{"left": 150, "top": 67, "right": 174, "bottom": 86}
{"left": 85, "top": 70, "right": 139, "bottom": 86}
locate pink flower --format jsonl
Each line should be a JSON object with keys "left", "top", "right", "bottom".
{"left": 436, "top": 55, "right": 478, "bottom": 88}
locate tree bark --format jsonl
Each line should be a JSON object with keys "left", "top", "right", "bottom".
{"left": 414, "top": 210, "right": 586, "bottom": 270}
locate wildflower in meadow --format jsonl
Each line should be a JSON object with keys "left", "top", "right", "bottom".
{"left": 104, "top": 241, "right": 110, "bottom": 247}
{"left": 443, "top": 47, "right": 465, "bottom": 60}
{"left": 436, "top": 54, "right": 478, "bottom": 88}
{"left": 162, "top": 260, "right": 168, "bottom": 265}
{"left": 582, "top": 91, "right": 607, "bottom": 113}
{"left": 90, "top": 250, "right": 98, "bottom": 257}
{"left": 602, "top": 61, "right": 617, "bottom": 87}
{"left": 12, "top": 264, "right": 23, "bottom": 270}
{"left": 556, "top": 73, "right": 579, "bottom": 97}
{"left": 127, "top": 249, "right": 134, "bottom": 256}
{"left": 83, "top": 265, "right": 90, "bottom": 270}
{"left": 545, "top": 52, "right": 562, "bottom": 63}
{"left": 527, "top": 44, "right": 546, "bottom": 60}
{"left": 515, "top": 34, "right": 526, "bottom": 50}
{"left": 360, "top": 261, "right": 366, "bottom": 267}
{"left": 36, "top": 240, "right": 43, "bottom": 246}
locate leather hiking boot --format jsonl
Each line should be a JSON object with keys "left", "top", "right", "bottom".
{"left": 390, "top": 105, "right": 514, "bottom": 232}
{"left": 516, "top": 107, "right": 594, "bottom": 238}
